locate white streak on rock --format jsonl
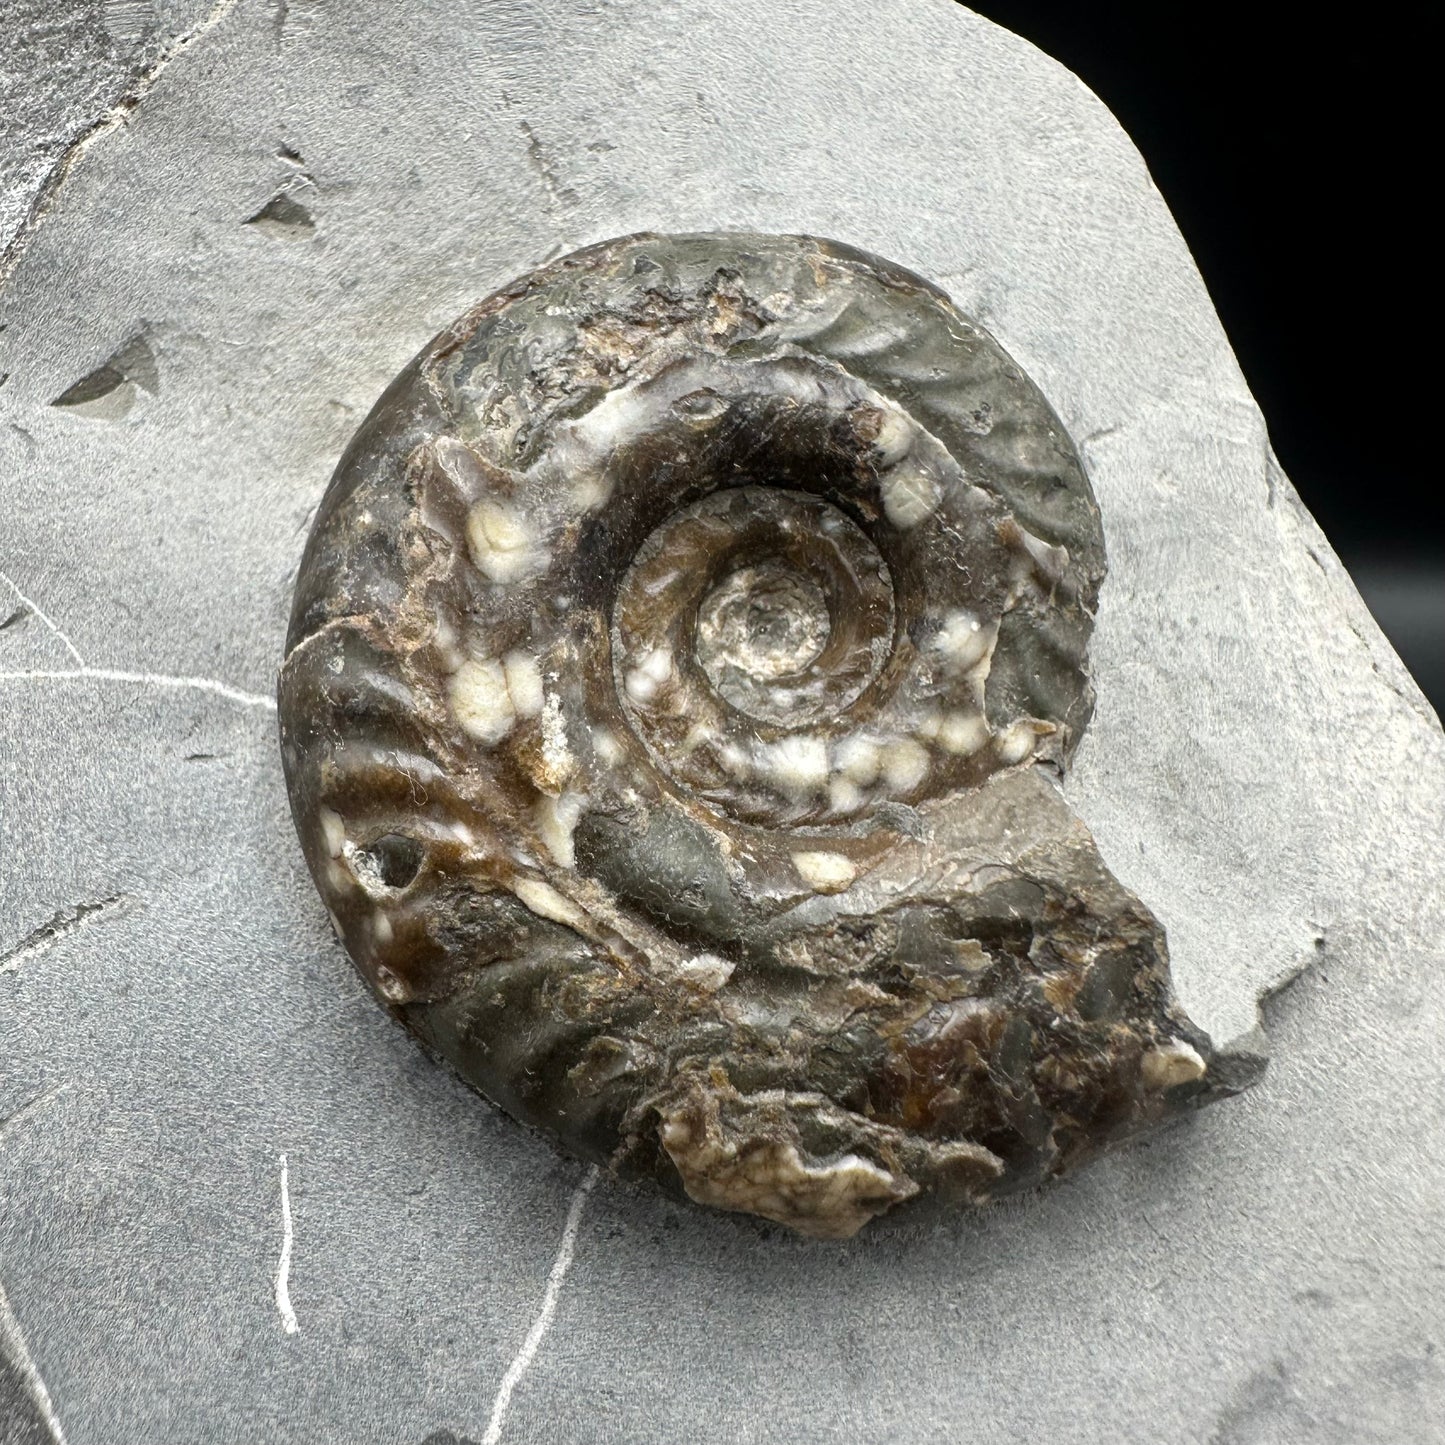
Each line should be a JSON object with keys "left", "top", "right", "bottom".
{"left": 0, "top": 567, "right": 85, "bottom": 664}
{"left": 482, "top": 1167, "right": 599, "bottom": 1445}
{"left": 274, "top": 1154, "right": 299, "bottom": 1337}
{"left": 0, "top": 1278, "right": 70, "bottom": 1444}
{"left": 0, "top": 573, "right": 273, "bottom": 709}
{"left": 0, "top": 667, "right": 276, "bottom": 710}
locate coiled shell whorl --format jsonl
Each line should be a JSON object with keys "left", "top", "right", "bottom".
{"left": 280, "top": 233, "right": 1217, "bottom": 1238}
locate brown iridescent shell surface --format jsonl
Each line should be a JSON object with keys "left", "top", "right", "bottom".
{"left": 279, "top": 232, "right": 1223, "bottom": 1237}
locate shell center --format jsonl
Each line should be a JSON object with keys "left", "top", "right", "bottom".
{"left": 697, "top": 560, "right": 832, "bottom": 696}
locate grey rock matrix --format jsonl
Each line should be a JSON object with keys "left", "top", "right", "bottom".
{"left": 2, "top": 2, "right": 1442, "bottom": 1443}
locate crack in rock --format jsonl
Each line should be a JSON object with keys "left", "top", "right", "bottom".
{"left": 0, "top": 0, "right": 242, "bottom": 290}
{"left": 0, "top": 568, "right": 84, "bottom": 665}
{"left": 0, "top": 896, "right": 130, "bottom": 976}
{"left": 480, "top": 1168, "right": 598, "bottom": 1445}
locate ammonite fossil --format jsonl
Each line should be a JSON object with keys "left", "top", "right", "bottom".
{"left": 280, "top": 232, "right": 1224, "bottom": 1238}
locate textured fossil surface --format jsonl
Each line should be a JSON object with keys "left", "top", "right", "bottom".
{"left": 280, "top": 232, "right": 1221, "bottom": 1236}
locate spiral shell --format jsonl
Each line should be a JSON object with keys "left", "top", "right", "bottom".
{"left": 280, "top": 233, "right": 1217, "bottom": 1237}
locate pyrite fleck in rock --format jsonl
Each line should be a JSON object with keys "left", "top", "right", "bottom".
{"left": 280, "top": 232, "right": 1222, "bottom": 1238}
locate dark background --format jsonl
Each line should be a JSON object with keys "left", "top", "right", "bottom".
{"left": 965, "top": 1, "right": 1442, "bottom": 712}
